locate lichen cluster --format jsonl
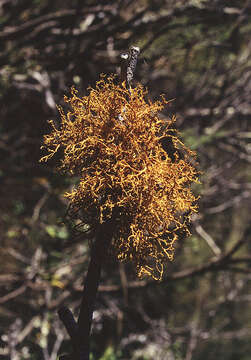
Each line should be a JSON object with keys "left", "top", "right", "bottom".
{"left": 40, "top": 75, "right": 199, "bottom": 280}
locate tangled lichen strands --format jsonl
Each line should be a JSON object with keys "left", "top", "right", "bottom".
{"left": 41, "top": 75, "right": 199, "bottom": 280}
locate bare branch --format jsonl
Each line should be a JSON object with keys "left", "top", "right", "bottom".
{"left": 127, "top": 46, "right": 140, "bottom": 88}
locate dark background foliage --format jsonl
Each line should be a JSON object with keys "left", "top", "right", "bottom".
{"left": 0, "top": 0, "right": 251, "bottom": 359}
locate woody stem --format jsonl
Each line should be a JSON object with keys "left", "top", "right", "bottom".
{"left": 58, "top": 222, "right": 113, "bottom": 360}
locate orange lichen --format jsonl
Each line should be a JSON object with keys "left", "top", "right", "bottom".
{"left": 40, "top": 75, "right": 199, "bottom": 280}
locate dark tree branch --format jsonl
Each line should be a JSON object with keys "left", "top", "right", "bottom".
{"left": 58, "top": 307, "right": 77, "bottom": 345}
{"left": 75, "top": 228, "right": 104, "bottom": 359}
{"left": 58, "top": 221, "right": 114, "bottom": 360}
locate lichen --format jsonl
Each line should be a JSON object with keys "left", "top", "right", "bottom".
{"left": 40, "top": 75, "right": 199, "bottom": 280}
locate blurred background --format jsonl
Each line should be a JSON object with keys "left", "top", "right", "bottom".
{"left": 0, "top": 1, "right": 251, "bottom": 359}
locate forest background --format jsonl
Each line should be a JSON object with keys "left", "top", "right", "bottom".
{"left": 0, "top": 0, "right": 251, "bottom": 359}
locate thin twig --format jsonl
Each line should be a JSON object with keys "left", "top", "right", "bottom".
{"left": 120, "top": 46, "right": 140, "bottom": 89}
{"left": 127, "top": 46, "right": 140, "bottom": 88}
{"left": 195, "top": 224, "right": 221, "bottom": 256}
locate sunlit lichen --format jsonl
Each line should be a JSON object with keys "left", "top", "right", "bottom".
{"left": 40, "top": 75, "right": 199, "bottom": 280}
